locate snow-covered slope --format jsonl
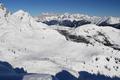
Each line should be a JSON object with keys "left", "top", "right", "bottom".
{"left": 0, "top": 3, "right": 120, "bottom": 79}
{"left": 35, "top": 13, "right": 120, "bottom": 28}
{"left": 23, "top": 74, "right": 58, "bottom": 80}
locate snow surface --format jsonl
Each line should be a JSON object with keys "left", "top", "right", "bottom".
{"left": 23, "top": 74, "right": 58, "bottom": 80}
{"left": 0, "top": 3, "right": 120, "bottom": 78}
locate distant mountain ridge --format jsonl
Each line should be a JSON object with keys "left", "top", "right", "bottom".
{"left": 35, "top": 13, "right": 120, "bottom": 28}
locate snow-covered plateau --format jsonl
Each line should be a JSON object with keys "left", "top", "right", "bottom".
{"left": 0, "top": 3, "right": 120, "bottom": 80}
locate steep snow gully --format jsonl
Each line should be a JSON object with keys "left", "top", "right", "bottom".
{"left": 0, "top": 3, "right": 120, "bottom": 80}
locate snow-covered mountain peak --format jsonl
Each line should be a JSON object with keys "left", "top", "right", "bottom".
{"left": 106, "top": 16, "right": 120, "bottom": 24}
{"left": 12, "top": 10, "right": 31, "bottom": 21}
{"left": 13, "top": 10, "right": 29, "bottom": 16}
{"left": 0, "top": 3, "right": 4, "bottom": 9}
{"left": 36, "top": 13, "right": 120, "bottom": 28}
{"left": 0, "top": 3, "right": 9, "bottom": 17}
{"left": 0, "top": 3, "right": 11, "bottom": 25}
{"left": 0, "top": 3, "right": 6, "bottom": 11}
{"left": 8, "top": 9, "right": 48, "bottom": 31}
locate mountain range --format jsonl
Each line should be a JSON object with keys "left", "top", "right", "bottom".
{"left": 35, "top": 13, "right": 120, "bottom": 28}
{"left": 0, "top": 3, "right": 120, "bottom": 80}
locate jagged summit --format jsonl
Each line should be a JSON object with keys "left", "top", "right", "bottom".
{"left": 0, "top": 3, "right": 10, "bottom": 17}
{"left": 0, "top": 3, "right": 11, "bottom": 25}
{"left": 36, "top": 13, "right": 120, "bottom": 28}
{"left": 0, "top": 3, "right": 5, "bottom": 10}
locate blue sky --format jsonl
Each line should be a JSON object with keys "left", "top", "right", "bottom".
{"left": 1, "top": 0, "right": 120, "bottom": 16}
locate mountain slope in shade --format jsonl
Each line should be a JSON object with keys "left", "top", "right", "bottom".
{"left": 0, "top": 3, "right": 120, "bottom": 79}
